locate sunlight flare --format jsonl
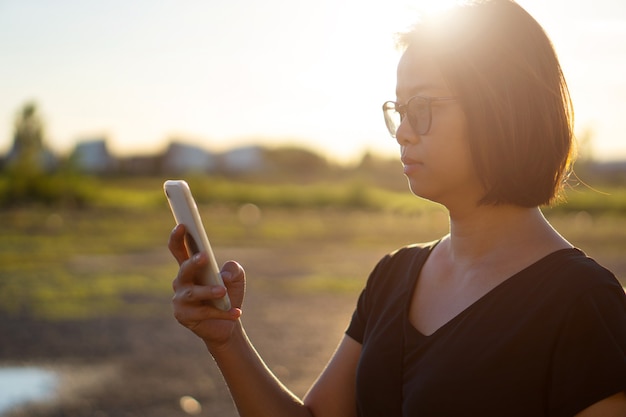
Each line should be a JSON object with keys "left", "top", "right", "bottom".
{"left": 410, "top": 0, "right": 461, "bottom": 15}
{"left": 180, "top": 395, "right": 202, "bottom": 415}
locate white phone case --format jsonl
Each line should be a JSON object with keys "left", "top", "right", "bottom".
{"left": 164, "top": 180, "right": 231, "bottom": 311}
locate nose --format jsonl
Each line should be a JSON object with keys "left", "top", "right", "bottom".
{"left": 395, "top": 118, "right": 419, "bottom": 146}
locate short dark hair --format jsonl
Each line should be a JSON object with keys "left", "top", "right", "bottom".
{"left": 398, "top": 0, "right": 575, "bottom": 207}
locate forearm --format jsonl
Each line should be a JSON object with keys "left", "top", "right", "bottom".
{"left": 207, "top": 320, "right": 313, "bottom": 417}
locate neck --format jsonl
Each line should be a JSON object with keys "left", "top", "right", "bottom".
{"left": 443, "top": 204, "right": 570, "bottom": 265}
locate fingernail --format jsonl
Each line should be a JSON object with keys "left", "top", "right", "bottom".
{"left": 192, "top": 253, "right": 203, "bottom": 263}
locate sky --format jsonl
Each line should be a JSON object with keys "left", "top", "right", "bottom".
{"left": 1, "top": 0, "right": 625, "bottom": 164}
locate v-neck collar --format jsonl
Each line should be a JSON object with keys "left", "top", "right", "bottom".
{"left": 403, "top": 245, "right": 583, "bottom": 340}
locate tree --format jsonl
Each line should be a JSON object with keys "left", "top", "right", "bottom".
{"left": 5, "top": 102, "right": 56, "bottom": 173}
{"left": 0, "top": 102, "right": 94, "bottom": 207}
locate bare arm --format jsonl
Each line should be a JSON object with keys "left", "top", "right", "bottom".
{"left": 207, "top": 321, "right": 313, "bottom": 417}
{"left": 304, "top": 335, "right": 361, "bottom": 417}
{"left": 575, "top": 391, "right": 626, "bottom": 417}
{"left": 169, "top": 224, "right": 359, "bottom": 417}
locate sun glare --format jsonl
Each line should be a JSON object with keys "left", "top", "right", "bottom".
{"left": 382, "top": 0, "right": 461, "bottom": 32}
{"left": 410, "top": 0, "right": 460, "bottom": 15}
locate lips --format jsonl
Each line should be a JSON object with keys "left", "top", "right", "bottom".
{"left": 401, "top": 155, "right": 423, "bottom": 166}
{"left": 400, "top": 155, "right": 423, "bottom": 166}
{"left": 401, "top": 155, "right": 423, "bottom": 175}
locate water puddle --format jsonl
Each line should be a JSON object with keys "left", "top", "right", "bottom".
{"left": 0, "top": 367, "right": 57, "bottom": 414}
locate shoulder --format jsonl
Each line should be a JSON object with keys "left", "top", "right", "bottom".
{"left": 347, "top": 241, "right": 438, "bottom": 343}
{"left": 368, "top": 240, "right": 438, "bottom": 284}
{"left": 547, "top": 251, "right": 626, "bottom": 416}
{"left": 386, "top": 240, "right": 440, "bottom": 268}
{"left": 555, "top": 249, "right": 623, "bottom": 296}
{"left": 531, "top": 248, "right": 623, "bottom": 297}
{"left": 357, "top": 240, "right": 438, "bottom": 305}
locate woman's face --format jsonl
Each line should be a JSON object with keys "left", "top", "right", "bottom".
{"left": 395, "top": 48, "right": 485, "bottom": 210}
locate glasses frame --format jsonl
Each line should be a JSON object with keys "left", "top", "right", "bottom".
{"left": 382, "top": 95, "right": 458, "bottom": 138}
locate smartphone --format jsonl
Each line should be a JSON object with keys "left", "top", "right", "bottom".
{"left": 164, "top": 180, "right": 231, "bottom": 311}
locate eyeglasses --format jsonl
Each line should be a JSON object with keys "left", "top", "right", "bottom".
{"left": 382, "top": 95, "right": 458, "bottom": 137}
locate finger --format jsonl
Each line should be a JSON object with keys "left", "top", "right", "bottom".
{"left": 168, "top": 224, "right": 189, "bottom": 265}
{"left": 174, "top": 283, "right": 226, "bottom": 303}
{"left": 173, "top": 303, "right": 238, "bottom": 324}
{"left": 172, "top": 291, "right": 241, "bottom": 321}
{"left": 220, "top": 260, "right": 245, "bottom": 283}
{"left": 172, "top": 252, "right": 207, "bottom": 289}
{"left": 173, "top": 304, "right": 242, "bottom": 325}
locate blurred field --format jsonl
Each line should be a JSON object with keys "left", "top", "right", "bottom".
{"left": 1, "top": 177, "right": 625, "bottom": 416}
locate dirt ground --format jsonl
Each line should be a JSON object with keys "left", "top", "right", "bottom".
{"left": 1, "top": 291, "right": 358, "bottom": 417}
{"left": 0, "top": 245, "right": 376, "bottom": 417}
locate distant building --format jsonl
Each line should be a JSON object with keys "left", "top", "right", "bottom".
{"left": 162, "top": 141, "right": 217, "bottom": 174}
{"left": 592, "top": 160, "right": 626, "bottom": 174}
{"left": 220, "top": 145, "right": 265, "bottom": 174}
{"left": 119, "top": 154, "right": 161, "bottom": 176}
{"left": 71, "top": 138, "right": 116, "bottom": 174}
{"left": 589, "top": 160, "right": 626, "bottom": 184}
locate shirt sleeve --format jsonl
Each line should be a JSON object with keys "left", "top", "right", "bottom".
{"left": 345, "top": 252, "right": 395, "bottom": 344}
{"left": 549, "top": 282, "right": 626, "bottom": 417}
{"left": 345, "top": 244, "right": 434, "bottom": 346}
{"left": 346, "top": 289, "right": 367, "bottom": 344}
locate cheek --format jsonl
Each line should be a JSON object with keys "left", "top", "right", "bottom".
{"left": 438, "top": 119, "right": 473, "bottom": 170}
{"left": 436, "top": 146, "right": 474, "bottom": 184}
{"left": 435, "top": 124, "right": 482, "bottom": 187}
{"left": 451, "top": 138, "right": 474, "bottom": 171}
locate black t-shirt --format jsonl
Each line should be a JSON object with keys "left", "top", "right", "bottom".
{"left": 346, "top": 242, "right": 626, "bottom": 417}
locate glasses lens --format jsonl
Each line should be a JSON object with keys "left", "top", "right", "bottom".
{"left": 382, "top": 102, "right": 401, "bottom": 138}
{"left": 407, "top": 96, "right": 430, "bottom": 136}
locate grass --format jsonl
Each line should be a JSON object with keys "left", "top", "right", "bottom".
{"left": 1, "top": 176, "right": 625, "bottom": 321}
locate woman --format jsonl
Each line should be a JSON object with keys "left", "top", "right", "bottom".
{"left": 169, "top": 1, "right": 626, "bottom": 415}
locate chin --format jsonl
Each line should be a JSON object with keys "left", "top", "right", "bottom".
{"left": 407, "top": 181, "right": 450, "bottom": 208}
{"left": 407, "top": 180, "right": 433, "bottom": 201}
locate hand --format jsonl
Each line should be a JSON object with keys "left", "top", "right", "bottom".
{"left": 169, "top": 224, "right": 245, "bottom": 348}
